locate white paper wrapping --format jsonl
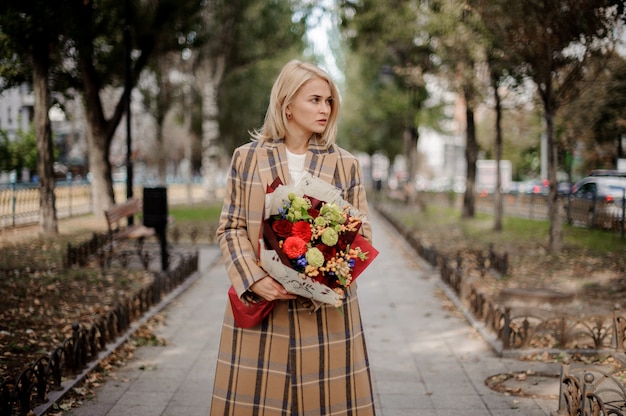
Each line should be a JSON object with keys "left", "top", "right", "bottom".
{"left": 259, "top": 240, "right": 341, "bottom": 306}
{"left": 263, "top": 172, "right": 364, "bottom": 220}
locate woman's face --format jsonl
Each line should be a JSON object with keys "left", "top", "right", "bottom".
{"left": 286, "top": 78, "right": 332, "bottom": 140}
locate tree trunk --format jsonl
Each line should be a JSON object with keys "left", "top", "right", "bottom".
{"left": 493, "top": 80, "right": 503, "bottom": 232}
{"left": 404, "top": 127, "right": 419, "bottom": 204}
{"left": 197, "top": 55, "right": 225, "bottom": 201}
{"left": 182, "top": 83, "right": 194, "bottom": 203}
{"left": 85, "top": 123, "right": 115, "bottom": 217}
{"left": 82, "top": 88, "right": 115, "bottom": 218}
{"left": 537, "top": 78, "right": 563, "bottom": 254}
{"left": 79, "top": 59, "right": 117, "bottom": 217}
{"left": 155, "top": 56, "right": 172, "bottom": 185}
{"left": 462, "top": 105, "right": 477, "bottom": 218}
{"left": 32, "top": 46, "right": 58, "bottom": 237}
{"left": 154, "top": 113, "right": 167, "bottom": 185}
{"left": 545, "top": 109, "right": 563, "bottom": 253}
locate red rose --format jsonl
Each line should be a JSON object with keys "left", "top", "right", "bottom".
{"left": 272, "top": 219, "right": 293, "bottom": 238}
{"left": 316, "top": 243, "right": 337, "bottom": 261}
{"left": 308, "top": 207, "right": 320, "bottom": 218}
{"left": 340, "top": 230, "right": 358, "bottom": 246}
{"left": 282, "top": 236, "right": 307, "bottom": 259}
{"left": 337, "top": 238, "right": 348, "bottom": 251}
{"left": 292, "top": 221, "right": 313, "bottom": 242}
{"left": 310, "top": 274, "right": 325, "bottom": 283}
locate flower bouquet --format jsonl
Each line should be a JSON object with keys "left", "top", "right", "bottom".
{"left": 259, "top": 172, "right": 378, "bottom": 309}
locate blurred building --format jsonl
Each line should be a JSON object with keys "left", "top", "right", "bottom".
{"left": 0, "top": 82, "right": 88, "bottom": 183}
{"left": 0, "top": 83, "right": 34, "bottom": 183}
{"left": 0, "top": 83, "right": 34, "bottom": 141}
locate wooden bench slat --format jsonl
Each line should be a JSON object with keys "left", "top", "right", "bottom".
{"left": 102, "top": 198, "right": 156, "bottom": 269}
{"left": 105, "top": 199, "right": 143, "bottom": 225}
{"left": 116, "top": 225, "right": 155, "bottom": 240}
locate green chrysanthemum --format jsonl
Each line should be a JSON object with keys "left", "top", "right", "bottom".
{"left": 321, "top": 227, "right": 339, "bottom": 246}
{"left": 305, "top": 247, "right": 325, "bottom": 267}
{"left": 314, "top": 216, "right": 327, "bottom": 227}
{"left": 286, "top": 194, "right": 312, "bottom": 222}
{"left": 320, "top": 202, "right": 346, "bottom": 224}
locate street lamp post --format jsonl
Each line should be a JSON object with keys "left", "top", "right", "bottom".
{"left": 124, "top": 0, "right": 133, "bottom": 225}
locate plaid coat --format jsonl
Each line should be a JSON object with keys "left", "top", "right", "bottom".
{"left": 210, "top": 137, "right": 376, "bottom": 415}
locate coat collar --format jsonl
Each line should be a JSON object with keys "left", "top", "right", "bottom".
{"left": 256, "top": 137, "right": 338, "bottom": 190}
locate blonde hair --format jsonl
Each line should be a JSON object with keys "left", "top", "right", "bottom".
{"left": 251, "top": 60, "right": 340, "bottom": 147}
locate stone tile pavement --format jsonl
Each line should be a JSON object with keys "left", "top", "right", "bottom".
{"left": 64, "top": 211, "right": 561, "bottom": 416}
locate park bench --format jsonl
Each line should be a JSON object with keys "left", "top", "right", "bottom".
{"left": 103, "top": 198, "right": 156, "bottom": 268}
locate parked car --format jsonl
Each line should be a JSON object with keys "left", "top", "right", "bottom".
{"left": 557, "top": 181, "right": 572, "bottom": 195}
{"left": 566, "top": 175, "right": 626, "bottom": 229}
{"left": 589, "top": 169, "right": 626, "bottom": 178}
{"left": 518, "top": 179, "right": 549, "bottom": 195}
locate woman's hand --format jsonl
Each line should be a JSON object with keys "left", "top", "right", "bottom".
{"left": 250, "top": 276, "right": 297, "bottom": 301}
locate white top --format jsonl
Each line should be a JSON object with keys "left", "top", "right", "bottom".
{"left": 286, "top": 149, "right": 307, "bottom": 183}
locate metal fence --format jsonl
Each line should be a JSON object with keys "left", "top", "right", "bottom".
{"left": 0, "top": 251, "right": 199, "bottom": 416}
{"left": 556, "top": 356, "right": 626, "bottom": 416}
{"left": 420, "top": 191, "right": 626, "bottom": 237}
{"left": 376, "top": 201, "right": 626, "bottom": 355}
{"left": 4, "top": 184, "right": 624, "bottom": 237}
{"left": 0, "top": 181, "right": 210, "bottom": 230}
{"left": 376, "top": 200, "right": 626, "bottom": 415}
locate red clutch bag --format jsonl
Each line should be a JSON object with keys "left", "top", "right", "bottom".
{"left": 228, "top": 286, "right": 276, "bottom": 329}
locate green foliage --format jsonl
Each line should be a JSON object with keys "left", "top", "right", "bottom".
{"left": 338, "top": 0, "right": 437, "bottom": 159}
{"left": 475, "top": 98, "right": 545, "bottom": 180}
{"left": 17, "top": 129, "right": 38, "bottom": 173}
{"left": 0, "top": 0, "right": 71, "bottom": 91}
{"left": 470, "top": 0, "right": 625, "bottom": 188}
{"left": 338, "top": 54, "right": 408, "bottom": 158}
{"left": 557, "top": 54, "right": 626, "bottom": 175}
{"left": 471, "top": 0, "right": 624, "bottom": 110}
{"left": 0, "top": 131, "right": 10, "bottom": 171}
{"left": 0, "top": 33, "right": 29, "bottom": 89}
{"left": 219, "top": 60, "right": 290, "bottom": 154}
{"left": 64, "top": 0, "right": 204, "bottom": 91}
{"left": 234, "top": 0, "right": 307, "bottom": 66}
{"left": 2, "top": 0, "right": 206, "bottom": 139}
{"left": 0, "top": 128, "right": 38, "bottom": 174}
{"left": 217, "top": 0, "right": 307, "bottom": 155}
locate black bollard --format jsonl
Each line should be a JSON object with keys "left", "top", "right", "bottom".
{"left": 143, "top": 186, "right": 169, "bottom": 271}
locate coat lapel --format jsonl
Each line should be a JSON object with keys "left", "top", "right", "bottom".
{"left": 257, "top": 137, "right": 338, "bottom": 188}
{"left": 256, "top": 140, "right": 290, "bottom": 190}
{"left": 306, "top": 137, "right": 337, "bottom": 185}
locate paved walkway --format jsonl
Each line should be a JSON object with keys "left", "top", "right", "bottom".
{"left": 64, "top": 212, "right": 560, "bottom": 416}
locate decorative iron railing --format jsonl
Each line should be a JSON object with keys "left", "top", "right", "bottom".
{"left": 64, "top": 232, "right": 111, "bottom": 268}
{"left": 0, "top": 251, "right": 199, "bottom": 416}
{"left": 64, "top": 224, "right": 219, "bottom": 269}
{"left": 375, "top": 202, "right": 626, "bottom": 354}
{"left": 556, "top": 357, "right": 626, "bottom": 416}
{"left": 0, "top": 182, "right": 209, "bottom": 230}
{"left": 376, "top": 201, "right": 626, "bottom": 415}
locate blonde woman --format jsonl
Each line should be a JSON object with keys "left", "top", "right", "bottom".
{"left": 210, "top": 59, "right": 375, "bottom": 415}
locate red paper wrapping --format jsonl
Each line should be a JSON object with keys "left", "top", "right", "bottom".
{"left": 228, "top": 286, "right": 276, "bottom": 329}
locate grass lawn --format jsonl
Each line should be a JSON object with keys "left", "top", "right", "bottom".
{"left": 377, "top": 199, "right": 626, "bottom": 316}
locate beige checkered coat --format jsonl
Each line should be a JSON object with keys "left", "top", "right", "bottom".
{"left": 210, "top": 137, "right": 376, "bottom": 415}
